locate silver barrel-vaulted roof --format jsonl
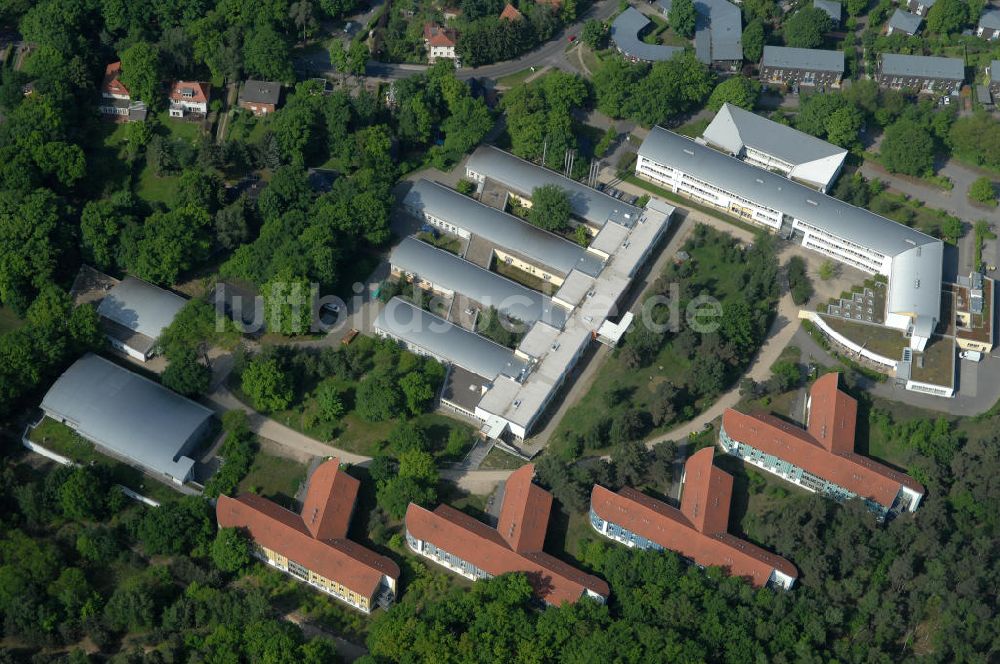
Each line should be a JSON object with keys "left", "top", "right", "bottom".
{"left": 40, "top": 354, "right": 213, "bottom": 483}
{"left": 97, "top": 276, "right": 186, "bottom": 341}
{"left": 390, "top": 237, "right": 570, "bottom": 328}
{"left": 403, "top": 179, "right": 605, "bottom": 277}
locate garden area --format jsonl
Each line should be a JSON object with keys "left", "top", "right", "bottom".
{"left": 229, "top": 336, "right": 475, "bottom": 460}
{"left": 28, "top": 417, "right": 183, "bottom": 505}
{"left": 549, "top": 224, "right": 781, "bottom": 458}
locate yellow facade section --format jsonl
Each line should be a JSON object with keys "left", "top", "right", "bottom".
{"left": 257, "top": 544, "right": 371, "bottom": 612}
{"left": 493, "top": 248, "right": 564, "bottom": 286}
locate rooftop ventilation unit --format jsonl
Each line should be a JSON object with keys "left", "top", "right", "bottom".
{"left": 683, "top": 149, "right": 694, "bottom": 156}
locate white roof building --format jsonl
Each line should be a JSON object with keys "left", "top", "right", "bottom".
{"left": 701, "top": 103, "right": 848, "bottom": 192}
{"left": 96, "top": 276, "right": 187, "bottom": 361}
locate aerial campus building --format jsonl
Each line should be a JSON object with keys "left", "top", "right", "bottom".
{"left": 590, "top": 448, "right": 798, "bottom": 590}
{"left": 759, "top": 46, "right": 846, "bottom": 88}
{"left": 217, "top": 459, "right": 400, "bottom": 613}
{"left": 71, "top": 267, "right": 187, "bottom": 362}
{"left": 610, "top": 7, "right": 684, "bottom": 62}
{"left": 657, "top": 0, "right": 742, "bottom": 69}
{"left": 876, "top": 53, "right": 965, "bottom": 94}
{"left": 701, "top": 103, "right": 848, "bottom": 193}
{"left": 39, "top": 354, "right": 214, "bottom": 485}
{"left": 636, "top": 126, "right": 943, "bottom": 352}
{"left": 383, "top": 153, "right": 672, "bottom": 443}
{"left": 720, "top": 373, "right": 925, "bottom": 518}
{"left": 405, "top": 464, "right": 611, "bottom": 605}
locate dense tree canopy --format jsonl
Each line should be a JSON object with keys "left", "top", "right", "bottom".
{"left": 783, "top": 7, "right": 831, "bottom": 47}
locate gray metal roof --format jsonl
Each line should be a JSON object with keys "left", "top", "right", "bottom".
{"left": 980, "top": 8, "right": 1000, "bottom": 30}
{"left": 390, "top": 237, "right": 570, "bottom": 328}
{"left": 761, "top": 46, "right": 845, "bottom": 72}
{"left": 611, "top": 8, "right": 685, "bottom": 62}
{"left": 814, "top": 0, "right": 842, "bottom": 22}
{"left": 694, "top": 0, "right": 742, "bottom": 63}
{"left": 638, "top": 128, "right": 942, "bottom": 327}
{"left": 977, "top": 84, "right": 993, "bottom": 104}
{"left": 702, "top": 103, "right": 847, "bottom": 176}
{"left": 638, "top": 128, "right": 940, "bottom": 258}
{"left": 888, "top": 9, "right": 923, "bottom": 34}
{"left": 97, "top": 276, "right": 186, "bottom": 341}
{"left": 375, "top": 298, "right": 528, "bottom": 381}
{"left": 466, "top": 146, "right": 642, "bottom": 228}
{"left": 404, "top": 179, "right": 605, "bottom": 277}
{"left": 40, "top": 354, "right": 213, "bottom": 482}
{"left": 239, "top": 79, "right": 281, "bottom": 105}
{"left": 992, "top": 60, "right": 1000, "bottom": 83}
{"left": 887, "top": 241, "right": 943, "bottom": 330}
{"left": 879, "top": 53, "right": 965, "bottom": 80}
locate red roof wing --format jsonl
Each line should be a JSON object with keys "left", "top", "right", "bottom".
{"left": 807, "top": 373, "right": 858, "bottom": 454}
{"left": 300, "top": 459, "right": 359, "bottom": 540}
{"left": 102, "top": 62, "right": 129, "bottom": 97}
{"left": 497, "top": 464, "right": 553, "bottom": 552}
{"left": 169, "top": 81, "right": 210, "bottom": 103}
{"left": 590, "top": 485, "right": 797, "bottom": 587}
{"left": 679, "top": 447, "right": 732, "bottom": 535}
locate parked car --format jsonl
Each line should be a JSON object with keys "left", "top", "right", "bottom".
{"left": 960, "top": 350, "right": 983, "bottom": 362}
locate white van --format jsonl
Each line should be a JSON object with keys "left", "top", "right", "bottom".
{"left": 960, "top": 350, "right": 983, "bottom": 362}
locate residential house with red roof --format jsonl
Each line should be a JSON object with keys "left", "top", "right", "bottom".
{"left": 590, "top": 447, "right": 798, "bottom": 590}
{"left": 98, "top": 61, "right": 147, "bottom": 122}
{"left": 405, "top": 464, "right": 610, "bottom": 605}
{"left": 423, "top": 23, "right": 458, "bottom": 64}
{"left": 500, "top": 3, "right": 524, "bottom": 21}
{"left": 720, "top": 373, "right": 925, "bottom": 517}
{"left": 216, "top": 458, "right": 399, "bottom": 613}
{"left": 168, "top": 80, "right": 210, "bottom": 118}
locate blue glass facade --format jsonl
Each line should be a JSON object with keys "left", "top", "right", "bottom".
{"left": 407, "top": 533, "right": 492, "bottom": 580}
{"left": 590, "top": 508, "right": 664, "bottom": 552}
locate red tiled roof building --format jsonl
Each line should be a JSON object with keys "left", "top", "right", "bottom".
{"left": 423, "top": 23, "right": 458, "bottom": 63}
{"left": 405, "top": 464, "right": 610, "bottom": 605}
{"left": 720, "top": 372, "right": 925, "bottom": 517}
{"left": 168, "top": 80, "right": 211, "bottom": 117}
{"left": 590, "top": 447, "right": 798, "bottom": 589}
{"left": 98, "top": 61, "right": 147, "bottom": 122}
{"left": 500, "top": 3, "right": 524, "bottom": 21}
{"left": 216, "top": 458, "right": 399, "bottom": 613}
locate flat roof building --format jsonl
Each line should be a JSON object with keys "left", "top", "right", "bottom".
{"left": 590, "top": 448, "right": 798, "bottom": 589}
{"left": 636, "top": 127, "right": 943, "bottom": 350}
{"left": 813, "top": 0, "right": 842, "bottom": 23}
{"left": 40, "top": 354, "right": 213, "bottom": 485}
{"left": 217, "top": 459, "right": 400, "bottom": 613}
{"left": 465, "top": 146, "right": 642, "bottom": 229}
{"left": 406, "top": 464, "right": 610, "bottom": 605}
{"left": 720, "top": 373, "right": 925, "bottom": 517}
{"left": 701, "top": 103, "right": 847, "bottom": 192}
{"left": 94, "top": 275, "right": 186, "bottom": 361}
{"left": 610, "top": 7, "right": 684, "bottom": 62}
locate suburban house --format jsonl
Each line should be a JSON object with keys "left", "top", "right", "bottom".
{"left": 238, "top": 79, "right": 281, "bottom": 115}
{"left": 701, "top": 102, "right": 848, "bottom": 192}
{"left": 813, "top": 0, "right": 842, "bottom": 24}
{"left": 759, "top": 46, "right": 845, "bottom": 87}
{"left": 405, "top": 464, "right": 611, "bottom": 605}
{"left": 168, "top": 80, "right": 210, "bottom": 117}
{"left": 978, "top": 8, "right": 1000, "bottom": 39}
{"left": 70, "top": 268, "right": 186, "bottom": 362}
{"left": 98, "top": 61, "right": 147, "bottom": 122}
{"left": 590, "top": 448, "right": 798, "bottom": 590}
{"left": 719, "top": 373, "right": 926, "bottom": 518}
{"left": 611, "top": 7, "right": 684, "bottom": 62}
{"left": 906, "top": 0, "right": 935, "bottom": 15}
{"left": 423, "top": 23, "right": 458, "bottom": 63}
{"left": 39, "top": 354, "right": 214, "bottom": 486}
{"left": 217, "top": 459, "right": 400, "bottom": 613}
{"left": 499, "top": 3, "right": 523, "bottom": 21}
{"left": 876, "top": 53, "right": 965, "bottom": 94}
{"left": 886, "top": 9, "right": 923, "bottom": 36}
{"left": 658, "top": 0, "right": 743, "bottom": 69}
{"left": 635, "top": 127, "right": 943, "bottom": 353}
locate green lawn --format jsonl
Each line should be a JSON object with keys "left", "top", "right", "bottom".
{"left": 478, "top": 447, "right": 529, "bottom": 470}
{"left": 675, "top": 117, "right": 712, "bottom": 138}
{"left": 157, "top": 110, "right": 205, "bottom": 143}
{"left": 0, "top": 305, "right": 23, "bottom": 334}
{"left": 29, "top": 417, "right": 182, "bottom": 505}
{"left": 225, "top": 111, "right": 272, "bottom": 144}
{"left": 238, "top": 449, "right": 308, "bottom": 510}
{"left": 496, "top": 68, "right": 537, "bottom": 88}
{"left": 550, "top": 224, "right": 773, "bottom": 453}
{"left": 136, "top": 166, "right": 181, "bottom": 207}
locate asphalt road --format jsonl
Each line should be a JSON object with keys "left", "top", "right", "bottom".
{"left": 297, "top": 0, "right": 620, "bottom": 82}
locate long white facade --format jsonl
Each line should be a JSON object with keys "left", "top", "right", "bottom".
{"left": 636, "top": 128, "right": 943, "bottom": 351}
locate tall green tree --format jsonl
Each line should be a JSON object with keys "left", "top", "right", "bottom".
{"left": 120, "top": 41, "right": 161, "bottom": 106}
{"left": 668, "top": 0, "right": 697, "bottom": 38}
{"left": 783, "top": 7, "right": 831, "bottom": 47}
